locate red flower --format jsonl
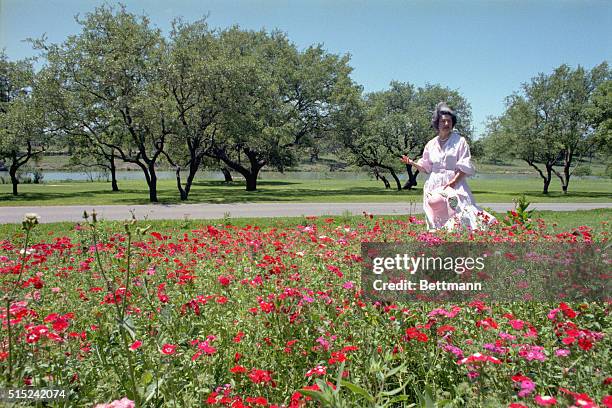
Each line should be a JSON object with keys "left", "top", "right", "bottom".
{"left": 476, "top": 317, "right": 498, "bottom": 330}
{"left": 249, "top": 368, "right": 273, "bottom": 384}
{"left": 305, "top": 365, "right": 327, "bottom": 377}
{"left": 534, "top": 395, "right": 557, "bottom": 406}
{"left": 404, "top": 327, "right": 428, "bottom": 342}
{"left": 559, "top": 302, "right": 577, "bottom": 319}
{"left": 230, "top": 365, "right": 247, "bottom": 374}
{"left": 437, "top": 325, "right": 456, "bottom": 336}
{"left": 129, "top": 340, "right": 142, "bottom": 351}
{"left": 578, "top": 338, "right": 593, "bottom": 351}
{"left": 218, "top": 275, "right": 231, "bottom": 286}
{"left": 458, "top": 353, "right": 502, "bottom": 365}
{"left": 233, "top": 331, "right": 245, "bottom": 343}
{"left": 161, "top": 343, "right": 177, "bottom": 355}
{"left": 245, "top": 396, "right": 268, "bottom": 406}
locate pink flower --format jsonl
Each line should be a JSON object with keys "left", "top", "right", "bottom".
{"left": 555, "top": 348, "right": 570, "bottom": 357}
{"left": 518, "top": 379, "right": 535, "bottom": 397}
{"left": 547, "top": 308, "right": 561, "bottom": 320}
{"left": 534, "top": 395, "right": 557, "bottom": 406}
{"left": 518, "top": 345, "right": 547, "bottom": 362}
{"left": 94, "top": 397, "right": 135, "bottom": 408}
{"left": 342, "top": 281, "right": 354, "bottom": 290}
{"left": 161, "top": 343, "right": 177, "bottom": 355}
{"left": 129, "top": 340, "right": 142, "bottom": 351}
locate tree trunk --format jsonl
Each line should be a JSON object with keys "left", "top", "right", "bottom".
{"left": 543, "top": 165, "right": 554, "bottom": 195}
{"left": 562, "top": 149, "right": 573, "bottom": 194}
{"left": 525, "top": 159, "right": 551, "bottom": 195}
{"left": 221, "top": 167, "right": 233, "bottom": 183}
{"left": 389, "top": 168, "right": 402, "bottom": 191}
{"left": 373, "top": 168, "right": 390, "bottom": 189}
{"left": 552, "top": 168, "right": 569, "bottom": 195}
{"left": 9, "top": 166, "right": 18, "bottom": 196}
{"left": 146, "top": 164, "right": 158, "bottom": 203}
{"left": 209, "top": 147, "right": 264, "bottom": 192}
{"left": 543, "top": 177, "right": 551, "bottom": 194}
{"left": 245, "top": 172, "right": 259, "bottom": 191}
{"left": 175, "top": 166, "right": 188, "bottom": 201}
{"left": 402, "top": 166, "right": 419, "bottom": 190}
{"left": 177, "top": 158, "right": 202, "bottom": 201}
{"left": 110, "top": 156, "right": 119, "bottom": 192}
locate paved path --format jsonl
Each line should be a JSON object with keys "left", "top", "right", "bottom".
{"left": 1, "top": 202, "right": 611, "bottom": 224}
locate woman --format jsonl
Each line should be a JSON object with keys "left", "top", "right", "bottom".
{"left": 401, "top": 102, "right": 495, "bottom": 231}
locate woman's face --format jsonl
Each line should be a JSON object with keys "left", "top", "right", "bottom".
{"left": 439, "top": 114, "right": 453, "bottom": 134}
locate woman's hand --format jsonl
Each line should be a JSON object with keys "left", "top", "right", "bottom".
{"left": 444, "top": 171, "right": 465, "bottom": 190}
{"left": 401, "top": 155, "right": 412, "bottom": 165}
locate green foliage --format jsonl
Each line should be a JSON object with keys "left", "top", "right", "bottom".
{"left": 572, "top": 165, "right": 592, "bottom": 176}
{"left": 481, "top": 62, "right": 612, "bottom": 194}
{"left": 0, "top": 51, "right": 53, "bottom": 194}
{"left": 337, "top": 81, "right": 472, "bottom": 189}
{"left": 503, "top": 194, "right": 536, "bottom": 229}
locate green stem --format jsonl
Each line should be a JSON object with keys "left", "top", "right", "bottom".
{"left": 120, "top": 327, "right": 140, "bottom": 407}
{"left": 6, "top": 296, "right": 12, "bottom": 382}
{"left": 121, "top": 232, "right": 132, "bottom": 320}
{"left": 5, "top": 227, "right": 32, "bottom": 383}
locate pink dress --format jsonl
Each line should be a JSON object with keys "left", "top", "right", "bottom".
{"left": 416, "top": 131, "right": 495, "bottom": 231}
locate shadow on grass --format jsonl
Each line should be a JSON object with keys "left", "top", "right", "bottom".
{"left": 0, "top": 188, "right": 142, "bottom": 202}
{"left": 1, "top": 180, "right": 609, "bottom": 206}
{"left": 109, "top": 185, "right": 423, "bottom": 205}
{"left": 471, "top": 190, "right": 612, "bottom": 199}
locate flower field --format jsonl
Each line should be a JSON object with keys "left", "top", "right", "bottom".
{"left": 1, "top": 213, "right": 611, "bottom": 407}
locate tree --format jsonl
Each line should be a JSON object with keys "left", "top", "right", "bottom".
{"left": 34, "top": 66, "right": 124, "bottom": 191}
{"left": 338, "top": 81, "right": 472, "bottom": 191}
{"left": 495, "top": 93, "right": 563, "bottom": 194}
{"left": 160, "top": 19, "right": 228, "bottom": 200}
{"left": 487, "top": 63, "right": 611, "bottom": 194}
{"left": 38, "top": 5, "right": 170, "bottom": 202}
{"left": 586, "top": 80, "right": 612, "bottom": 178}
{"left": 206, "top": 27, "right": 358, "bottom": 191}
{"left": 0, "top": 53, "right": 50, "bottom": 196}
{"left": 551, "top": 63, "right": 611, "bottom": 193}
{"left": 587, "top": 80, "right": 612, "bottom": 156}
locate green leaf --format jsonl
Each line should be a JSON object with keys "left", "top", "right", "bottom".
{"left": 384, "top": 362, "right": 407, "bottom": 379}
{"left": 143, "top": 376, "right": 165, "bottom": 405}
{"left": 298, "top": 389, "right": 332, "bottom": 405}
{"left": 340, "top": 380, "right": 375, "bottom": 403}
{"left": 381, "top": 382, "right": 407, "bottom": 396}
{"left": 382, "top": 395, "right": 412, "bottom": 407}
{"left": 334, "top": 360, "right": 346, "bottom": 394}
{"left": 140, "top": 370, "right": 153, "bottom": 386}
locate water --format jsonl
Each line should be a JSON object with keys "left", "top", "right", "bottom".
{"left": 0, "top": 170, "right": 375, "bottom": 182}
{"left": 0, "top": 170, "right": 606, "bottom": 182}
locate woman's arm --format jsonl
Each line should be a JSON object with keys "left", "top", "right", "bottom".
{"left": 401, "top": 143, "right": 433, "bottom": 174}
{"left": 444, "top": 170, "right": 465, "bottom": 189}
{"left": 401, "top": 155, "right": 429, "bottom": 173}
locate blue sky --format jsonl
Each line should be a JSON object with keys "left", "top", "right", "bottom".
{"left": 1, "top": 0, "right": 610, "bottom": 136}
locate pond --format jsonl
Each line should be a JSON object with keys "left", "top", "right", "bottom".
{"left": 0, "top": 169, "right": 606, "bottom": 182}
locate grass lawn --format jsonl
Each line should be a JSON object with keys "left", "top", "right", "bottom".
{"left": 0, "top": 175, "right": 610, "bottom": 206}
{"left": 1, "top": 209, "right": 610, "bottom": 237}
